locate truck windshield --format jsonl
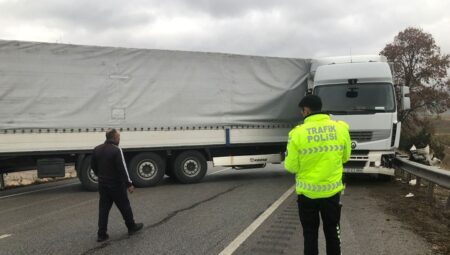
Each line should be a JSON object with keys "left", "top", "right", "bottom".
{"left": 314, "top": 83, "right": 395, "bottom": 114}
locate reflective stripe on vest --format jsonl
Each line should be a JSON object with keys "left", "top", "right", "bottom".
{"left": 298, "top": 144, "right": 344, "bottom": 155}
{"left": 296, "top": 180, "right": 343, "bottom": 192}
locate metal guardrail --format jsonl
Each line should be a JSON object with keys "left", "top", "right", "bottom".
{"left": 393, "top": 156, "right": 450, "bottom": 208}
{"left": 394, "top": 156, "right": 450, "bottom": 188}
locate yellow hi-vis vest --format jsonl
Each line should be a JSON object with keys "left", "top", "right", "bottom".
{"left": 285, "top": 113, "right": 351, "bottom": 199}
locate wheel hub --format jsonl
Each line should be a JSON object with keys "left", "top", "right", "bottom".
{"left": 183, "top": 159, "right": 200, "bottom": 177}
{"left": 138, "top": 161, "right": 157, "bottom": 180}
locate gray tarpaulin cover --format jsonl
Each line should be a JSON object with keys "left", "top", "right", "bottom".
{"left": 0, "top": 40, "right": 310, "bottom": 130}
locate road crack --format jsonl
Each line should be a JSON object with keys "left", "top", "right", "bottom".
{"left": 149, "top": 184, "right": 243, "bottom": 228}
{"left": 80, "top": 184, "right": 243, "bottom": 254}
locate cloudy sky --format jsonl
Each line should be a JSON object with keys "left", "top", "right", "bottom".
{"left": 0, "top": 0, "right": 448, "bottom": 58}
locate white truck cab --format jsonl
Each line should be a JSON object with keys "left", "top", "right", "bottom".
{"left": 309, "top": 55, "right": 409, "bottom": 176}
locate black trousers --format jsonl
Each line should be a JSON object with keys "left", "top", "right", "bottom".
{"left": 297, "top": 193, "right": 341, "bottom": 255}
{"left": 98, "top": 183, "right": 135, "bottom": 235}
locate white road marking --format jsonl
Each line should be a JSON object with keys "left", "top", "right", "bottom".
{"left": 0, "top": 182, "right": 78, "bottom": 200}
{"left": 218, "top": 185, "right": 295, "bottom": 255}
{"left": 0, "top": 234, "right": 12, "bottom": 239}
{"left": 208, "top": 167, "right": 232, "bottom": 175}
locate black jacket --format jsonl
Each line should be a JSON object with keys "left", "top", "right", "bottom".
{"left": 91, "top": 140, "right": 133, "bottom": 187}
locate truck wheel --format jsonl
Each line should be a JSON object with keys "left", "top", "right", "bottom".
{"left": 80, "top": 155, "right": 98, "bottom": 191}
{"left": 129, "top": 153, "right": 165, "bottom": 187}
{"left": 172, "top": 151, "right": 207, "bottom": 184}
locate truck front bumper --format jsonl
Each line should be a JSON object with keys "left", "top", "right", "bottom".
{"left": 343, "top": 166, "right": 395, "bottom": 176}
{"left": 344, "top": 150, "right": 395, "bottom": 176}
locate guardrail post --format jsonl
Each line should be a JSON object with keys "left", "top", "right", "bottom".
{"left": 427, "top": 182, "right": 435, "bottom": 204}
{"left": 398, "top": 168, "right": 405, "bottom": 181}
{"left": 394, "top": 169, "right": 399, "bottom": 180}
{"left": 415, "top": 177, "right": 421, "bottom": 190}
{"left": 406, "top": 172, "right": 412, "bottom": 183}
{"left": 0, "top": 173, "right": 5, "bottom": 190}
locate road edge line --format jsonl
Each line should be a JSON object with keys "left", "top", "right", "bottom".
{"left": 218, "top": 185, "right": 295, "bottom": 255}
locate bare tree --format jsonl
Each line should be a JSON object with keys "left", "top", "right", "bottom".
{"left": 381, "top": 27, "right": 450, "bottom": 122}
{"left": 380, "top": 27, "right": 449, "bottom": 156}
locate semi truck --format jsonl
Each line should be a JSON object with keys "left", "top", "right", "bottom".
{"left": 0, "top": 40, "right": 409, "bottom": 190}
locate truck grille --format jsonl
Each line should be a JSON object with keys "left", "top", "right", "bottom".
{"left": 350, "top": 130, "right": 390, "bottom": 142}
{"left": 350, "top": 131, "right": 372, "bottom": 142}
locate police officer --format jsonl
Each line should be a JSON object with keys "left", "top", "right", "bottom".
{"left": 91, "top": 128, "right": 143, "bottom": 242}
{"left": 285, "top": 95, "right": 351, "bottom": 255}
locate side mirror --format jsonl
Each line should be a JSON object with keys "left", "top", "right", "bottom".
{"left": 400, "top": 86, "right": 411, "bottom": 110}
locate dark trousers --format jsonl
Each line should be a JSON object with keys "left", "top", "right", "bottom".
{"left": 297, "top": 193, "right": 341, "bottom": 255}
{"left": 98, "top": 183, "right": 135, "bottom": 235}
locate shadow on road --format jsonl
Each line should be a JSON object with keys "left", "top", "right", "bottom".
{"left": 343, "top": 174, "right": 393, "bottom": 187}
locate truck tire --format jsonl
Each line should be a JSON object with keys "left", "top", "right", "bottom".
{"left": 80, "top": 155, "right": 99, "bottom": 191}
{"left": 129, "top": 153, "right": 165, "bottom": 187}
{"left": 172, "top": 151, "right": 207, "bottom": 184}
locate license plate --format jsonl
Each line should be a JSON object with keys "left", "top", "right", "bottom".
{"left": 344, "top": 168, "right": 364, "bottom": 173}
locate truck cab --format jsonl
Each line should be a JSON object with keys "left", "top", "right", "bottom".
{"left": 309, "top": 55, "right": 409, "bottom": 176}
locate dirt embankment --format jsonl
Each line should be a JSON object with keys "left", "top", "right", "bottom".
{"left": 371, "top": 178, "right": 450, "bottom": 255}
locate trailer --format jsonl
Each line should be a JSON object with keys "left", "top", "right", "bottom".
{"left": 0, "top": 40, "right": 310, "bottom": 190}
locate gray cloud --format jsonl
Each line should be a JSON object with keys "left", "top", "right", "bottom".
{"left": 0, "top": 0, "right": 154, "bottom": 31}
{"left": 0, "top": 0, "right": 448, "bottom": 58}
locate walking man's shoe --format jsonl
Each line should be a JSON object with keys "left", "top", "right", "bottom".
{"left": 97, "top": 234, "right": 109, "bottom": 242}
{"left": 128, "top": 223, "right": 144, "bottom": 235}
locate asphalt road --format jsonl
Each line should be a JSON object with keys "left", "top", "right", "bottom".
{"left": 0, "top": 165, "right": 433, "bottom": 255}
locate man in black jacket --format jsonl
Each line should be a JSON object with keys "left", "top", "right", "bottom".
{"left": 91, "top": 128, "right": 143, "bottom": 242}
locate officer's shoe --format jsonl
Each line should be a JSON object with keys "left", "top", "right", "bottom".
{"left": 97, "top": 233, "right": 109, "bottom": 242}
{"left": 128, "top": 223, "right": 144, "bottom": 235}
